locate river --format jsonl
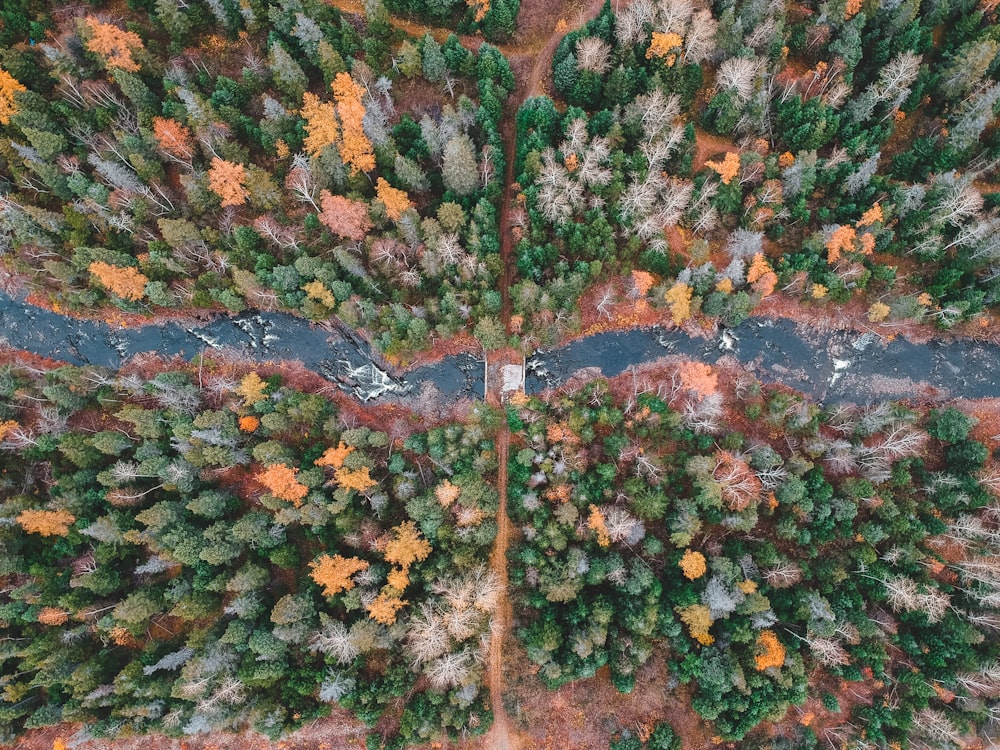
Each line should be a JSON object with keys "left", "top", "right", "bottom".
{"left": 1, "top": 293, "right": 997, "bottom": 403}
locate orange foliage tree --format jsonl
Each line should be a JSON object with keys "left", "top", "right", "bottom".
{"left": 713, "top": 450, "right": 762, "bottom": 511}
{"left": 332, "top": 72, "right": 374, "bottom": 175}
{"left": 467, "top": 0, "right": 491, "bottom": 22}
{"left": 301, "top": 92, "right": 340, "bottom": 157}
{"left": 256, "top": 463, "right": 309, "bottom": 506}
{"left": 375, "top": 177, "right": 413, "bottom": 222}
{"left": 746, "top": 252, "right": 777, "bottom": 296}
{"left": 0, "top": 420, "right": 20, "bottom": 441}
{"left": 646, "top": 32, "right": 683, "bottom": 65}
{"left": 754, "top": 630, "right": 787, "bottom": 670}
{"left": 677, "top": 361, "right": 718, "bottom": 400}
{"left": 679, "top": 549, "right": 707, "bottom": 580}
{"left": 706, "top": 152, "right": 740, "bottom": 185}
{"left": 238, "top": 415, "right": 260, "bottom": 432}
{"left": 38, "top": 607, "right": 70, "bottom": 626}
{"left": 858, "top": 203, "right": 883, "bottom": 227}
{"left": 151, "top": 117, "right": 194, "bottom": 161}
{"left": 309, "top": 554, "right": 369, "bottom": 596}
{"left": 825, "top": 225, "right": 856, "bottom": 264}
{"left": 84, "top": 18, "right": 144, "bottom": 72}
{"left": 587, "top": 505, "right": 612, "bottom": 547}
{"left": 318, "top": 191, "right": 371, "bottom": 240}
{"left": 367, "top": 589, "right": 407, "bottom": 625}
{"left": 89, "top": 262, "right": 148, "bottom": 302}
{"left": 315, "top": 441, "right": 354, "bottom": 469}
{"left": 207, "top": 157, "right": 249, "bottom": 207}
{"left": 631, "top": 270, "right": 655, "bottom": 298}
{"left": 0, "top": 68, "right": 26, "bottom": 125}
{"left": 17, "top": 509, "right": 75, "bottom": 537}
{"left": 384, "top": 521, "right": 432, "bottom": 569}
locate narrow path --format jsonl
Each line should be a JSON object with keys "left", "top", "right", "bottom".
{"left": 484, "top": 422, "right": 515, "bottom": 750}
{"left": 486, "top": 3, "right": 610, "bottom": 748}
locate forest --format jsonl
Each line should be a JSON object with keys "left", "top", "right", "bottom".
{"left": 1, "top": 0, "right": 1000, "bottom": 747}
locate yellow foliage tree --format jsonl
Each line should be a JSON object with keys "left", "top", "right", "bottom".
{"left": 335, "top": 465, "right": 378, "bottom": 493}
{"left": 811, "top": 283, "right": 828, "bottom": 299}
{"left": 237, "top": 372, "right": 268, "bottom": 406}
{"left": 646, "top": 31, "right": 684, "bottom": 64}
{"left": 0, "top": 68, "right": 26, "bottom": 125}
{"left": 384, "top": 521, "right": 432, "bottom": 569}
{"left": 309, "top": 554, "right": 369, "bottom": 596}
{"left": 435, "top": 479, "right": 461, "bottom": 507}
{"left": 88, "top": 262, "right": 148, "bottom": 302}
{"left": 17, "top": 509, "right": 75, "bottom": 537}
{"left": 664, "top": 281, "right": 693, "bottom": 325}
{"left": 256, "top": 463, "right": 309, "bottom": 506}
{"left": 207, "top": 157, "right": 249, "bottom": 207}
{"left": 303, "top": 280, "right": 336, "bottom": 307}
{"left": 677, "top": 603, "right": 714, "bottom": 645}
{"left": 301, "top": 91, "right": 340, "bottom": 157}
{"left": 332, "top": 72, "right": 374, "bottom": 175}
{"left": 868, "top": 301, "right": 891, "bottom": 322}
{"left": 754, "top": 630, "right": 787, "bottom": 670}
{"left": 375, "top": 177, "right": 413, "bottom": 222}
{"left": 679, "top": 549, "right": 707, "bottom": 580}
{"left": 706, "top": 152, "right": 740, "bottom": 185}
{"left": 315, "top": 441, "right": 354, "bottom": 469}
{"left": 587, "top": 505, "right": 611, "bottom": 547}
{"left": 84, "top": 18, "right": 144, "bottom": 72}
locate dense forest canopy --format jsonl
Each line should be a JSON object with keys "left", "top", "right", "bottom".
{"left": 510, "top": 0, "right": 1000, "bottom": 345}
{"left": 2, "top": 0, "right": 1000, "bottom": 747}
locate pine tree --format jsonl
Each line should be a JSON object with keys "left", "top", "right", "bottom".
{"left": 442, "top": 134, "right": 479, "bottom": 196}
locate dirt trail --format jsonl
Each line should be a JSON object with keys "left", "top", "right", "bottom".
{"left": 483, "top": 422, "right": 515, "bottom": 750}
{"left": 487, "top": 4, "right": 610, "bottom": 748}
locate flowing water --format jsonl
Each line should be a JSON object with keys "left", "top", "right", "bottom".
{"left": 2, "top": 293, "right": 998, "bottom": 403}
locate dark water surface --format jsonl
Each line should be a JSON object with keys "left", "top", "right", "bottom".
{"left": 2, "top": 293, "right": 998, "bottom": 402}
